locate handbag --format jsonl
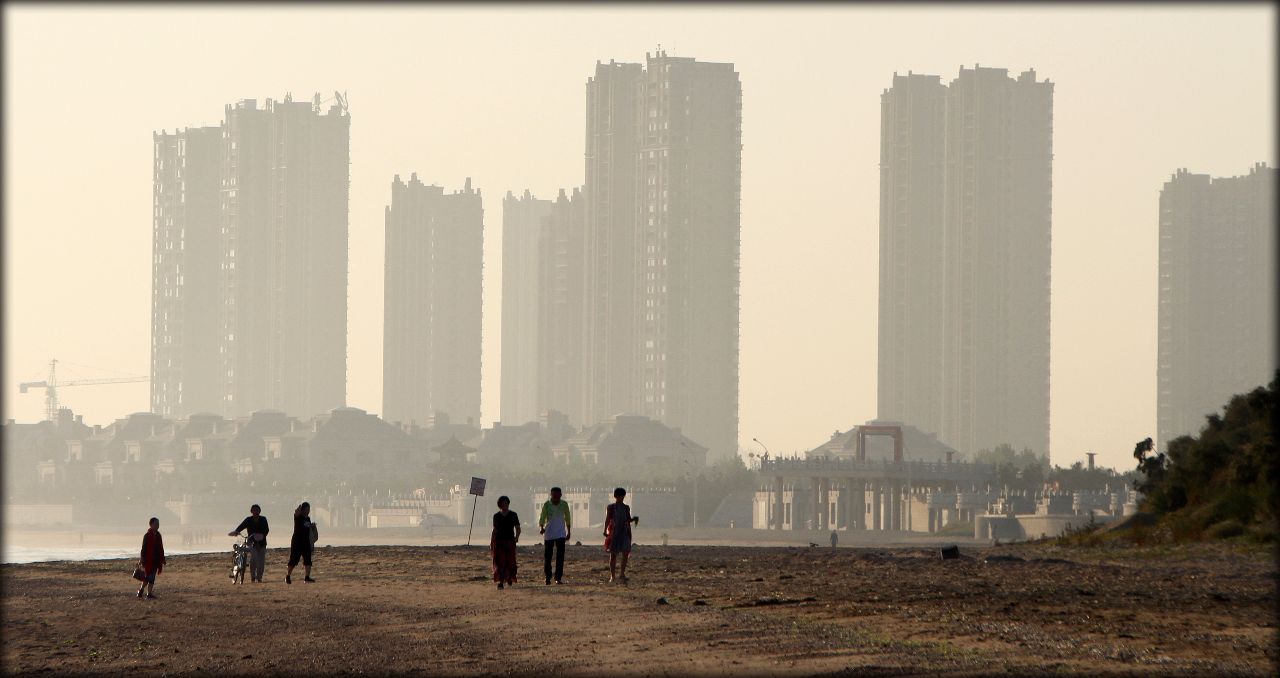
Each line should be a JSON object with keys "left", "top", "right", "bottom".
{"left": 132, "top": 566, "right": 146, "bottom": 582}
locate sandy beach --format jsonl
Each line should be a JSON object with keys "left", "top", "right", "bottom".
{"left": 2, "top": 541, "right": 1274, "bottom": 675}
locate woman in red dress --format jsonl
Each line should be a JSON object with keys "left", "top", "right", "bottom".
{"left": 490, "top": 496, "right": 521, "bottom": 589}
{"left": 137, "top": 517, "right": 166, "bottom": 599}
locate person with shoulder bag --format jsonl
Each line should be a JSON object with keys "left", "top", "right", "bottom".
{"left": 286, "top": 502, "right": 317, "bottom": 584}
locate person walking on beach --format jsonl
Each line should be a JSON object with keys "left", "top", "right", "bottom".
{"left": 285, "top": 502, "right": 317, "bottom": 585}
{"left": 539, "top": 487, "right": 572, "bottom": 585}
{"left": 228, "top": 504, "right": 270, "bottom": 583}
{"left": 491, "top": 496, "right": 520, "bottom": 589}
{"left": 137, "top": 517, "right": 166, "bottom": 599}
{"left": 604, "top": 487, "right": 638, "bottom": 584}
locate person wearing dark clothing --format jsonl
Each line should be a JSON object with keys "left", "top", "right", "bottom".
{"left": 491, "top": 496, "right": 521, "bottom": 589}
{"left": 137, "top": 517, "right": 166, "bottom": 599}
{"left": 228, "top": 504, "right": 270, "bottom": 583}
{"left": 286, "top": 502, "right": 316, "bottom": 584}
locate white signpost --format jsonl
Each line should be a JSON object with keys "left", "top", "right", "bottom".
{"left": 466, "top": 477, "right": 486, "bottom": 546}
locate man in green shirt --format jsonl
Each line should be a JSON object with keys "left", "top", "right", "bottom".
{"left": 539, "top": 487, "right": 572, "bottom": 585}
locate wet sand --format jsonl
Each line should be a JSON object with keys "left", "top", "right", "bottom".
{"left": 2, "top": 541, "right": 1274, "bottom": 675}
{"left": 4, "top": 524, "right": 991, "bottom": 558}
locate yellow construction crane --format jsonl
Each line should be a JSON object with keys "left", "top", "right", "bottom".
{"left": 18, "top": 359, "right": 148, "bottom": 422}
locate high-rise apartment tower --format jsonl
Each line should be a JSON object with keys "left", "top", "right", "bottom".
{"left": 383, "top": 174, "right": 484, "bottom": 426}
{"left": 152, "top": 93, "right": 350, "bottom": 419}
{"left": 218, "top": 95, "right": 351, "bottom": 419}
{"left": 1157, "top": 163, "right": 1276, "bottom": 450}
{"left": 878, "top": 67, "right": 1053, "bottom": 460}
{"left": 500, "top": 190, "right": 553, "bottom": 426}
{"left": 583, "top": 51, "right": 742, "bottom": 461}
{"left": 151, "top": 127, "right": 223, "bottom": 417}
{"left": 500, "top": 187, "right": 588, "bottom": 428}
{"left": 537, "top": 187, "right": 588, "bottom": 428}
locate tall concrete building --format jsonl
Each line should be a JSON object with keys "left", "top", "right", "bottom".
{"left": 877, "top": 66, "right": 1053, "bottom": 460}
{"left": 500, "top": 190, "right": 553, "bottom": 425}
{"left": 218, "top": 95, "right": 351, "bottom": 419}
{"left": 152, "top": 93, "right": 349, "bottom": 419}
{"left": 876, "top": 73, "right": 947, "bottom": 451}
{"left": 500, "top": 187, "right": 588, "bottom": 429}
{"left": 584, "top": 51, "right": 742, "bottom": 461}
{"left": 383, "top": 174, "right": 483, "bottom": 427}
{"left": 537, "top": 187, "right": 587, "bottom": 428}
{"left": 1157, "top": 163, "right": 1276, "bottom": 450}
{"left": 151, "top": 127, "right": 223, "bottom": 417}
{"left": 583, "top": 59, "right": 644, "bottom": 429}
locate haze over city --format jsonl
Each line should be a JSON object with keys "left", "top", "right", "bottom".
{"left": 4, "top": 5, "right": 1278, "bottom": 675}
{"left": 4, "top": 4, "right": 1274, "bottom": 471}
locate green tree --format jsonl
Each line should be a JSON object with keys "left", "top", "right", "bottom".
{"left": 975, "top": 444, "right": 1048, "bottom": 493}
{"left": 1133, "top": 371, "right": 1278, "bottom": 540}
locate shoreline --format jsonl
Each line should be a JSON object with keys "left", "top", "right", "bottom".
{"left": 3, "top": 524, "right": 990, "bottom": 565}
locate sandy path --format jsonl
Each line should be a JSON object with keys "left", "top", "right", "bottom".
{"left": 3, "top": 542, "right": 1275, "bottom": 675}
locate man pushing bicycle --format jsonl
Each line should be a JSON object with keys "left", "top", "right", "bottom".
{"left": 228, "top": 504, "right": 270, "bottom": 583}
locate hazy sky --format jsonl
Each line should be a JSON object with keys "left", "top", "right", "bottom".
{"left": 3, "top": 4, "right": 1274, "bottom": 471}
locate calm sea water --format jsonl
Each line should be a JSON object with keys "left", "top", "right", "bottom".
{"left": 2, "top": 545, "right": 227, "bottom": 564}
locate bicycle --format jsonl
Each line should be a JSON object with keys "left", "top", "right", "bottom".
{"left": 229, "top": 535, "right": 252, "bottom": 585}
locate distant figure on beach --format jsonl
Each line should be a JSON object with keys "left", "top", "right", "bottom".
{"left": 539, "top": 486, "right": 572, "bottom": 585}
{"left": 286, "top": 502, "right": 316, "bottom": 584}
{"left": 830, "top": 530, "right": 838, "bottom": 548}
{"left": 137, "top": 517, "right": 166, "bottom": 599}
{"left": 491, "top": 496, "right": 520, "bottom": 589}
{"left": 604, "top": 487, "right": 639, "bottom": 584}
{"left": 229, "top": 504, "right": 270, "bottom": 583}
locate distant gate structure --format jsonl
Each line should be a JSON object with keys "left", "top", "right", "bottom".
{"left": 759, "top": 421, "right": 994, "bottom": 534}
{"left": 855, "top": 424, "right": 903, "bottom": 462}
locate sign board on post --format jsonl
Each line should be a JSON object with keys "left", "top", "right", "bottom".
{"left": 465, "top": 477, "right": 486, "bottom": 545}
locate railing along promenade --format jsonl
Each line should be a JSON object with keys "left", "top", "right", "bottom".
{"left": 760, "top": 456, "right": 996, "bottom": 484}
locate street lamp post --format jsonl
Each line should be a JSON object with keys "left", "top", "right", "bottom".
{"left": 681, "top": 455, "right": 700, "bottom": 529}
{"left": 752, "top": 438, "right": 770, "bottom": 528}
{"left": 679, "top": 442, "right": 699, "bottom": 529}
{"left": 694, "top": 471, "right": 699, "bottom": 529}
{"left": 751, "top": 438, "right": 770, "bottom": 464}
